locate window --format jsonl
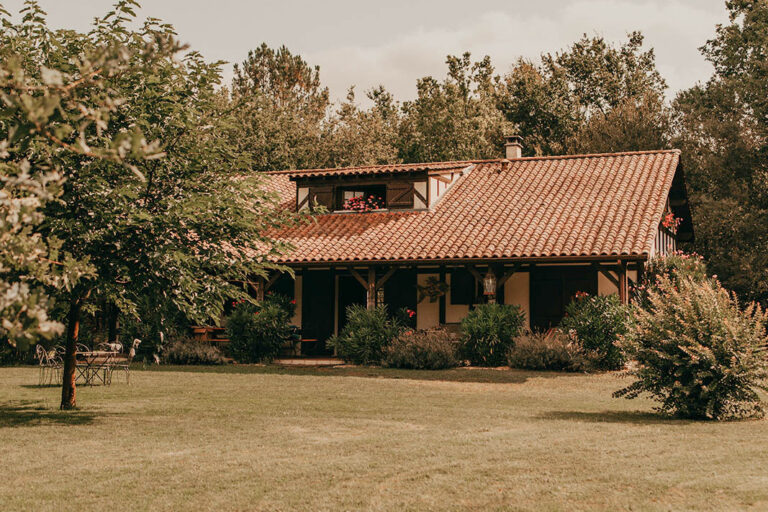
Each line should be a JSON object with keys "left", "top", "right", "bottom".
{"left": 335, "top": 185, "right": 386, "bottom": 211}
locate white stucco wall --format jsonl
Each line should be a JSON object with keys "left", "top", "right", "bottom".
{"left": 416, "top": 273, "right": 440, "bottom": 329}
{"left": 297, "top": 188, "right": 309, "bottom": 210}
{"left": 598, "top": 270, "right": 638, "bottom": 296}
{"left": 445, "top": 273, "right": 469, "bottom": 324}
{"left": 503, "top": 272, "right": 530, "bottom": 329}
{"left": 597, "top": 272, "right": 616, "bottom": 296}
{"left": 414, "top": 181, "right": 427, "bottom": 209}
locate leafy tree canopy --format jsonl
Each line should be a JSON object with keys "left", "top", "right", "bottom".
{"left": 674, "top": 0, "right": 768, "bottom": 303}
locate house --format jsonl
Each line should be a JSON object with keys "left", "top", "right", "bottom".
{"left": 257, "top": 137, "right": 693, "bottom": 356}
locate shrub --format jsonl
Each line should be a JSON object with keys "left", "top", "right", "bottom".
{"left": 227, "top": 295, "right": 297, "bottom": 363}
{"left": 635, "top": 252, "right": 710, "bottom": 307}
{"left": 507, "top": 330, "right": 587, "bottom": 372}
{"left": 329, "top": 305, "right": 403, "bottom": 365}
{"left": 382, "top": 329, "right": 460, "bottom": 370}
{"left": 459, "top": 303, "right": 525, "bottom": 366}
{"left": 163, "top": 338, "right": 225, "bottom": 365}
{"left": 615, "top": 277, "right": 768, "bottom": 420}
{"left": 560, "top": 294, "right": 631, "bottom": 370}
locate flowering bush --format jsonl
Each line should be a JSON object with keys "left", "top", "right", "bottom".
{"left": 343, "top": 195, "right": 384, "bottom": 212}
{"left": 459, "top": 303, "right": 526, "bottom": 366}
{"left": 163, "top": 338, "right": 225, "bottom": 365}
{"left": 383, "top": 328, "right": 460, "bottom": 370}
{"left": 635, "top": 252, "right": 711, "bottom": 307}
{"left": 507, "top": 330, "right": 587, "bottom": 372}
{"left": 661, "top": 212, "right": 682, "bottom": 230}
{"left": 329, "top": 305, "right": 404, "bottom": 365}
{"left": 615, "top": 276, "right": 768, "bottom": 420}
{"left": 560, "top": 293, "right": 632, "bottom": 370}
{"left": 226, "top": 294, "right": 298, "bottom": 363}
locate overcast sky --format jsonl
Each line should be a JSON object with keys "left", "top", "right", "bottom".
{"left": 2, "top": 0, "right": 729, "bottom": 104}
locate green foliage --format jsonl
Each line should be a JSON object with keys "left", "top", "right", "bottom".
{"left": 119, "top": 296, "right": 190, "bottom": 362}
{"left": 329, "top": 305, "right": 404, "bottom": 365}
{"left": 416, "top": 276, "right": 449, "bottom": 303}
{"left": 398, "top": 53, "right": 511, "bottom": 162}
{"left": 673, "top": 1, "right": 768, "bottom": 305}
{"left": 507, "top": 331, "right": 586, "bottom": 372}
{"left": 645, "top": 252, "right": 710, "bottom": 284}
{"left": 231, "top": 43, "right": 330, "bottom": 171}
{"left": 0, "top": 1, "right": 300, "bottom": 362}
{"left": 227, "top": 297, "right": 297, "bottom": 363}
{"left": 501, "top": 32, "right": 668, "bottom": 156}
{"left": 320, "top": 87, "right": 400, "bottom": 168}
{"left": 459, "top": 303, "right": 525, "bottom": 366}
{"left": 635, "top": 252, "right": 711, "bottom": 307}
{"left": 560, "top": 294, "right": 631, "bottom": 370}
{"left": 615, "top": 277, "right": 768, "bottom": 420}
{"left": 163, "top": 338, "right": 225, "bottom": 365}
{"left": 382, "top": 328, "right": 460, "bottom": 370}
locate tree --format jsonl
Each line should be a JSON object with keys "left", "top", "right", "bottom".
{"left": 501, "top": 32, "right": 670, "bottom": 155}
{"left": 319, "top": 86, "right": 400, "bottom": 168}
{"left": 231, "top": 44, "right": 330, "bottom": 171}
{"left": 673, "top": 0, "right": 768, "bottom": 304}
{"left": 616, "top": 275, "right": 768, "bottom": 420}
{"left": 2, "top": 2, "right": 299, "bottom": 409}
{"left": 398, "top": 53, "right": 511, "bottom": 163}
{"left": 0, "top": 1, "right": 153, "bottom": 351}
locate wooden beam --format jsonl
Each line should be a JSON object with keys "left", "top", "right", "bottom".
{"left": 466, "top": 265, "right": 482, "bottom": 282}
{"left": 376, "top": 267, "right": 396, "bottom": 289}
{"left": 265, "top": 273, "right": 280, "bottom": 291}
{"left": 349, "top": 268, "right": 368, "bottom": 289}
{"left": 366, "top": 267, "right": 376, "bottom": 310}
{"left": 434, "top": 175, "right": 452, "bottom": 184}
{"left": 413, "top": 187, "right": 427, "bottom": 204}
{"left": 496, "top": 264, "right": 520, "bottom": 289}
{"left": 593, "top": 263, "right": 619, "bottom": 288}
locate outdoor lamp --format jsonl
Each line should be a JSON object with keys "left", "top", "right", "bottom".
{"left": 483, "top": 269, "right": 497, "bottom": 296}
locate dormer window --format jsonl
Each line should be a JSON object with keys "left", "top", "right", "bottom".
{"left": 336, "top": 185, "right": 386, "bottom": 211}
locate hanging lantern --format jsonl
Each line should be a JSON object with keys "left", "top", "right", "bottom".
{"left": 483, "top": 269, "right": 497, "bottom": 296}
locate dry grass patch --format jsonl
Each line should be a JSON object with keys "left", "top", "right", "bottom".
{"left": 1, "top": 366, "right": 767, "bottom": 511}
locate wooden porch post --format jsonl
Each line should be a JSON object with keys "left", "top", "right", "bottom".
{"left": 254, "top": 277, "right": 265, "bottom": 301}
{"left": 618, "top": 261, "right": 629, "bottom": 305}
{"left": 366, "top": 267, "right": 376, "bottom": 310}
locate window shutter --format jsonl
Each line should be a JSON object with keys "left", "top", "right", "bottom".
{"left": 309, "top": 185, "right": 334, "bottom": 210}
{"left": 387, "top": 182, "right": 414, "bottom": 208}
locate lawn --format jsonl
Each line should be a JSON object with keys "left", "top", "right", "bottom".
{"left": 1, "top": 366, "right": 767, "bottom": 511}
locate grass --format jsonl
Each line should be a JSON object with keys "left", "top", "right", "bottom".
{"left": 1, "top": 365, "right": 767, "bottom": 511}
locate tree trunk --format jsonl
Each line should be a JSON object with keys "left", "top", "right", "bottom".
{"left": 60, "top": 296, "right": 84, "bottom": 410}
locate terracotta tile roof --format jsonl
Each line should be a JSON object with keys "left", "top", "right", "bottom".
{"left": 261, "top": 150, "right": 683, "bottom": 264}
{"left": 261, "top": 172, "right": 295, "bottom": 210}
{"left": 270, "top": 161, "right": 472, "bottom": 178}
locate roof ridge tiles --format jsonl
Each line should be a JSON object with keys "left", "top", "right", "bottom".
{"left": 265, "top": 149, "right": 681, "bottom": 175}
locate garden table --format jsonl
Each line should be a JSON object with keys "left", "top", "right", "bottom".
{"left": 76, "top": 351, "right": 115, "bottom": 386}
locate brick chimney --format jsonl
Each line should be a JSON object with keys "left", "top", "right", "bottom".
{"left": 504, "top": 135, "right": 523, "bottom": 159}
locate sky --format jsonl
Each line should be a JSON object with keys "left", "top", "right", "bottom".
{"left": 2, "top": 0, "right": 730, "bottom": 105}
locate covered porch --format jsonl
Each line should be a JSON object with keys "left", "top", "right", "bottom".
{"left": 253, "top": 258, "right": 643, "bottom": 356}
